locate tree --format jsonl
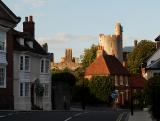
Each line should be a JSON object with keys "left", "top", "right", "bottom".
{"left": 127, "top": 40, "right": 156, "bottom": 74}
{"left": 89, "top": 76, "right": 114, "bottom": 104}
{"left": 81, "top": 44, "right": 97, "bottom": 68}
{"left": 144, "top": 76, "right": 160, "bottom": 121}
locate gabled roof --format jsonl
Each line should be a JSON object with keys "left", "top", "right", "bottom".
{"left": 85, "top": 54, "right": 130, "bottom": 76}
{"left": 0, "top": 0, "right": 20, "bottom": 27}
{"left": 12, "top": 30, "right": 49, "bottom": 55}
{"left": 131, "top": 74, "right": 145, "bottom": 88}
{"left": 155, "top": 35, "right": 160, "bottom": 41}
{"left": 146, "top": 58, "right": 160, "bottom": 69}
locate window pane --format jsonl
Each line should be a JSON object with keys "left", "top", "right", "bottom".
{"left": 20, "top": 56, "right": 23, "bottom": 70}
{"left": 20, "top": 83, "right": 23, "bottom": 96}
{"left": 25, "top": 56, "right": 30, "bottom": 71}
{"left": 45, "top": 60, "right": 49, "bottom": 73}
{"left": 41, "top": 60, "right": 44, "bottom": 73}
{"left": 25, "top": 82, "right": 30, "bottom": 96}
{"left": 0, "top": 68, "right": 5, "bottom": 86}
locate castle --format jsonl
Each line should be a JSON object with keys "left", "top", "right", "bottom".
{"left": 52, "top": 48, "right": 81, "bottom": 70}
{"left": 99, "top": 23, "right": 123, "bottom": 63}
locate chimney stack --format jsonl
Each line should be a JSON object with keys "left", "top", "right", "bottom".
{"left": 96, "top": 45, "right": 104, "bottom": 58}
{"left": 23, "top": 16, "right": 35, "bottom": 39}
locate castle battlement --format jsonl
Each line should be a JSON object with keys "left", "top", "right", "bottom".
{"left": 99, "top": 23, "right": 123, "bottom": 63}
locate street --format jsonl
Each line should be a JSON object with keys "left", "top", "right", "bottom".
{"left": 0, "top": 109, "right": 129, "bottom": 121}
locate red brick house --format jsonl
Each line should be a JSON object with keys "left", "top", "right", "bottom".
{"left": 0, "top": 0, "right": 20, "bottom": 109}
{"left": 85, "top": 46, "right": 130, "bottom": 106}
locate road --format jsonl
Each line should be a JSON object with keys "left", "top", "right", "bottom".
{"left": 0, "top": 109, "right": 129, "bottom": 121}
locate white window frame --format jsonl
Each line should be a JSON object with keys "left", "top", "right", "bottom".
{"left": 19, "top": 55, "right": 30, "bottom": 72}
{"left": 0, "top": 66, "right": 6, "bottom": 88}
{"left": 40, "top": 58, "right": 50, "bottom": 74}
{"left": 19, "top": 81, "right": 30, "bottom": 97}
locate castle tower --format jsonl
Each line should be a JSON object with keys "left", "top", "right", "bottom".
{"left": 65, "top": 48, "right": 72, "bottom": 63}
{"left": 99, "top": 23, "right": 123, "bottom": 63}
{"left": 115, "top": 23, "right": 123, "bottom": 37}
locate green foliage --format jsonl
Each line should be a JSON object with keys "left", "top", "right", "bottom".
{"left": 52, "top": 71, "right": 76, "bottom": 86}
{"left": 35, "top": 81, "right": 44, "bottom": 97}
{"left": 144, "top": 76, "right": 160, "bottom": 120}
{"left": 81, "top": 44, "right": 97, "bottom": 68}
{"left": 127, "top": 40, "right": 156, "bottom": 74}
{"left": 89, "top": 76, "right": 114, "bottom": 103}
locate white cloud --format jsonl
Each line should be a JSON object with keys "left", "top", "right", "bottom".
{"left": 38, "top": 33, "right": 97, "bottom": 45}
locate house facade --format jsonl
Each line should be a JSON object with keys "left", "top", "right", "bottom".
{"left": 0, "top": 0, "right": 20, "bottom": 109}
{"left": 85, "top": 46, "right": 130, "bottom": 106}
{"left": 7, "top": 16, "right": 53, "bottom": 110}
{"left": 142, "top": 36, "right": 160, "bottom": 80}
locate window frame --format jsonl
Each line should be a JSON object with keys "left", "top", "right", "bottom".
{"left": 40, "top": 58, "right": 50, "bottom": 74}
{"left": 19, "top": 55, "right": 30, "bottom": 72}
{"left": 19, "top": 81, "right": 30, "bottom": 97}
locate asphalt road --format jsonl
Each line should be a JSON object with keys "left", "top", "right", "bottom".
{"left": 0, "top": 110, "right": 129, "bottom": 121}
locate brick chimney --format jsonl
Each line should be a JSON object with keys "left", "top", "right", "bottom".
{"left": 96, "top": 45, "right": 104, "bottom": 58}
{"left": 23, "top": 16, "right": 35, "bottom": 39}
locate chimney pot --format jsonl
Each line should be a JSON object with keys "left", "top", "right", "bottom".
{"left": 25, "top": 17, "right": 28, "bottom": 22}
{"left": 29, "top": 16, "right": 33, "bottom": 22}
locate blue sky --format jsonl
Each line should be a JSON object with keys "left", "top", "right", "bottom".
{"left": 3, "top": 0, "right": 160, "bottom": 62}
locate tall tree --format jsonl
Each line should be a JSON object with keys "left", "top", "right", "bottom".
{"left": 81, "top": 44, "right": 97, "bottom": 68}
{"left": 127, "top": 40, "right": 156, "bottom": 74}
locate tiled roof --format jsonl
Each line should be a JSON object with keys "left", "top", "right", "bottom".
{"left": 12, "top": 30, "right": 49, "bottom": 55}
{"left": 131, "top": 74, "right": 145, "bottom": 88}
{"left": 85, "top": 54, "right": 130, "bottom": 76}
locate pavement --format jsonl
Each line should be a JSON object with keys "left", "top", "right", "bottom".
{"left": 128, "top": 110, "right": 152, "bottom": 121}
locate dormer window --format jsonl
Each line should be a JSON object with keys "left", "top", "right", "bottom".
{"left": 27, "top": 41, "right": 33, "bottom": 48}
{"left": 17, "top": 38, "right": 24, "bottom": 46}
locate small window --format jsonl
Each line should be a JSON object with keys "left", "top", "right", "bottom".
{"left": 19, "top": 55, "right": 30, "bottom": 72}
{"left": 20, "top": 82, "right": 30, "bottom": 97}
{"left": 40, "top": 59, "right": 50, "bottom": 74}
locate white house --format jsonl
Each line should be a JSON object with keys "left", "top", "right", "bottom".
{"left": 12, "top": 16, "right": 53, "bottom": 110}
{"left": 142, "top": 35, "right": 160, "bottom": 80}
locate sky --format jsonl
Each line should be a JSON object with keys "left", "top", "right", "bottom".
{"left": 3, "top": 0, "right": 160, "bottom": 62}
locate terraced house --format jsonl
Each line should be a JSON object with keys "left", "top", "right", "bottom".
{"left": 0, "top": 0, "right": 20, "bottom": 109}
{"left": 7, "top": 16, "right": 53, "bottom": 110}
